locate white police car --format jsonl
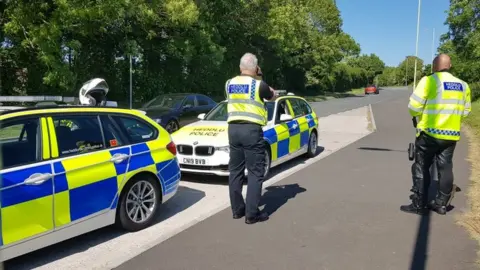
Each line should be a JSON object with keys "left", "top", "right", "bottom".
{"left": 171, "top": 92, "right": 319, "bottom": 177}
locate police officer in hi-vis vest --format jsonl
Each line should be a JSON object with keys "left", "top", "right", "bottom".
{"left": 401, "top": 53, "right": 471, "bottom": 215}
{"left": 225, "top": 53, "right": 277, "bottom": 224}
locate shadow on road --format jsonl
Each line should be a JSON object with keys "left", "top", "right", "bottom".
{"left": 5, "top": 186, "right": 205, "bottom": 270}
{"left": 358, "top": 146, "right": 407, "bottom": 153}
{"left": 409, "top": 210, "right": 432, "bottom": 270}
{"left": 260, "top": 184, "right": 307, "bottom": 216}
{"left": 408, "top": 179, "right": 462, "bottom": 270}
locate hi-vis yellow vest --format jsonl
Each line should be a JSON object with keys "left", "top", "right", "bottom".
{"left": 226, "top": 76, "right": 267, "bottom": 126}
{"left": 408, "top": 71, "right": 471, "bottom": 141}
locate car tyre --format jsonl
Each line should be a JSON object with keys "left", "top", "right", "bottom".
{"left": 305, "top": 131, "right": 318, "bottom": 158}
{"left": 166, "top": 119, "right": 179, "bottom": 133}
{"left": 116, "top": 175, "right": 161, "bottom": 232}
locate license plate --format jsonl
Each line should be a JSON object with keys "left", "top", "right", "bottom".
{"left": 183, "top": 158, "right": 207, "bottom": 165}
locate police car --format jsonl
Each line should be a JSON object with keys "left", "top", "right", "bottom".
{"left": 0, "top": 79, "right": 181, "bottom": 261}
{"left": 171, "top": 91, "right": 319, "bottom": 177}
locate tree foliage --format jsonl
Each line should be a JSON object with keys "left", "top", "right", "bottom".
{"left": 438, "top": 0, "right": 480, "bottom": 101}
{"left": 0, "top": 0, "right": 388, "bottom": 104}
{"left": 376, "top": 56, "right": 425, "bottom": 87}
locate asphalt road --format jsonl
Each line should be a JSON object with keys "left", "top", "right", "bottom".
{"left": 115, "top": 88, "right": 477, "bottom": 270}
{"left": 311, "top": 87, "right": 408, "bottom": 117}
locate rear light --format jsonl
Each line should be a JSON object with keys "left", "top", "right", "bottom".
{"left": 167, "top": 141, "right": 177, "bottom": 155}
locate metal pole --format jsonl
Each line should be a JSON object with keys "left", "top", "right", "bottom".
{"left": 431, "top": 27, "right": 435, "bottom": 73}
{"left": 405, "top": 57, "right": 408, "bottom": 86}
{"left": 129, "top": 55, "right": 132, "bottom": 109}
{"left": 413, "top": 0, "right": 421, "bottom": 89}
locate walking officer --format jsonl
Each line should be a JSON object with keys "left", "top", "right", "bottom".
{"left": 401, "top": 53, "right": 471, "bottom": 215}
{"left": 226, "top": 52, "right": 277, "bottom": 224}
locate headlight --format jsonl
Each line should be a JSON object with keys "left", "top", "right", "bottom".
{"left": 215, "top": 146, "right": 229, "bottom": 153}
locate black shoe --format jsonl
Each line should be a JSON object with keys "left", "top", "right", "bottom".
{"left": 233, "top": 209, "right": 245, "bottom": 219}
{"left": 400, "top": 203, "right": 428, "bottom": 215}
{"left": 245, "top": 212, "right": 269, "bottom": 224}
{"left": 428, "top": 200, "right": 447, "bottom": 215}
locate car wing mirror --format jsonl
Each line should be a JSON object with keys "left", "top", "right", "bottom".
{"left": 279, "top": 114, "right": 293, "bottom": 122}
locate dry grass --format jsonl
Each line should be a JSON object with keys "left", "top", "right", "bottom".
{"left": 457, "top": 100, "right": 480, "bottom": 263}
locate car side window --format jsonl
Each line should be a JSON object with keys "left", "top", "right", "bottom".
{"left": 100, "top": 116, "right": 125, "bottom": 149}
{"left": 275, "top": 99, "right": 292, "bottom": 122}
{"left": 198, "top": 95, "right": 214, "bottom": 106}
{"left": 289, "top": 98, "right": 307, "bottom": 118}
{"left": 0, "top": 118, "right": 41, "bottom": 169}
{"left": 112, "top": 116, "right": 157, "bottom": 144}
{"left": 297, "top": 99, "right": 312, "bottom": 115}
{"left": 182, "top": 96, "right": 195, "bottom": 108}
{"left": 53, "top": 115, "right": 105, "bottom": 157}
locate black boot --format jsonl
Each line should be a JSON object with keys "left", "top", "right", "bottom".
{"left": 428, "top": 190, "right": 451, "bottom": 215}
{"left": 400, "top": 193, "right": 428, "bottom": 215}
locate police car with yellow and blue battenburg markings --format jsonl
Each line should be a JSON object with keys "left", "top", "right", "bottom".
{"left": 0, "top": 79, "right": 181, "bottom": 261}
{"left": 172, "top": 90, "right": 319, "bottom": 177}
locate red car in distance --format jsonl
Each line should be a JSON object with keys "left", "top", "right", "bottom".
{"left": 365, "top": 85, "right": 379, "bottom": 95}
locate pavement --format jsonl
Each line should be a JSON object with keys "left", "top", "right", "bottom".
{"left": 4, "top": 87, "right": 478, "bottom": 270}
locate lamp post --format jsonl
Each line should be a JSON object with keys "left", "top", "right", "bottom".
{"left": 405, "top": 57, "right": 408, "bottom": 86}
{"left": 431, "top": 28, "right": 435, "bottom": 73}
{"left": 129, "top": 55, "right": 132, "bottom": 109}
{"left": 413, "top": 0, "right": 421, "bottom": 90}
{"left": 115, "top": 55, "right": 133, "bottom": 109}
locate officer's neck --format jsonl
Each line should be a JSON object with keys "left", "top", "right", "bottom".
{"left": 240, "top": 72, "right": 256, "bottom": 78}
{"left": 435, "top": 69, "right": 450, "bottom": 73}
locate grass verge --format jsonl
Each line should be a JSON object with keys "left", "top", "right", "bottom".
{"left": 458, "top": 99, "right": 480, "bottom": 263}
{"left": 304, "top": 88, "right": 365, "bottom": 102}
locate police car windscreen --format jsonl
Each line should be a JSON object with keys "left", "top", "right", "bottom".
{"left": 204, "top": 102, "right": 275, "bottom": 121}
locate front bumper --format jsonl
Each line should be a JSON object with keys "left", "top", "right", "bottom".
{"left": 177, "top": 150, "right": 231, "bottom": 176}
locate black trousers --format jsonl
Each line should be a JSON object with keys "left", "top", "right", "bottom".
{"left": 228, "top": 123, "right": 266, "bottom": 218}
{"left": 411, "top": 132, "right": 456, "bottom": 206}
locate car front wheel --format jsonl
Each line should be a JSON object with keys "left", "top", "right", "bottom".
{"left": 306, "top": 131, "right": 318, "bottom": 158}
{"left": 116, "top": 175, "right": 161, "bottom": 232}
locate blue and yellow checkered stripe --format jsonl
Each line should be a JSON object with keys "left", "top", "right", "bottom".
{"left": 263, "top": 114, "right": 318, "bottom": 161}
{"left": 0, "top": 141, "right": 180, "bottom": 246}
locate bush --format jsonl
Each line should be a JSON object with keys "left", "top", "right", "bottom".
{"left": 470, "top": 82, "right": 480, "bottom": 102}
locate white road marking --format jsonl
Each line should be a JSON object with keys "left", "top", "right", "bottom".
{"left": 10, "top": 106, "right": 375, "bottom": 270}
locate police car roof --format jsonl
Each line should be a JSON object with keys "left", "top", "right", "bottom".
{"left": 0, "top": 104, "right": 121, "bottom": 116}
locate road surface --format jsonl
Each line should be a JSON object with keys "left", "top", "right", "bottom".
{"left": 5, "top": 87, "right": 476, "bottom": 269}
{"left": 115, "top": 88, "right": 477, "bottom": 270}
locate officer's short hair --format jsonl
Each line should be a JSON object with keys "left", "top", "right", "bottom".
{"left": 240, "top": 53, "right": 258, "bottom": 72}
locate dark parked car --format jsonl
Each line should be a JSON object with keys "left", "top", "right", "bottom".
{"left": 141, "top": 93, "right": 217, "bottom": 133}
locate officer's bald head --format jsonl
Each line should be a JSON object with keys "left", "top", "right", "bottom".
{"left": 433, "top": 53, "right": 451, "bottom": 72}
{"left": 240, "top": 53, "right": 258, "bottom": 75}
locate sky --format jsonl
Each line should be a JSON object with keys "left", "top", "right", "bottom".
{"left": 336, "top": 0, "right": 450, "bottom": 67}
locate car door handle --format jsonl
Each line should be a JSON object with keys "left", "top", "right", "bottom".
{"left": 110, "top": 153, "right": 129, "bottom": 164}
{"left": 24, "top": 173, "right": 52, "bottom": 185}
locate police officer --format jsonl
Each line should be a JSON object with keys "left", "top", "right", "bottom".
{"left": 401, "top": 53, "right": 471, "bottom": 215}
{"left": 226, "top": 52, "right": 277, "bottom": 224}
